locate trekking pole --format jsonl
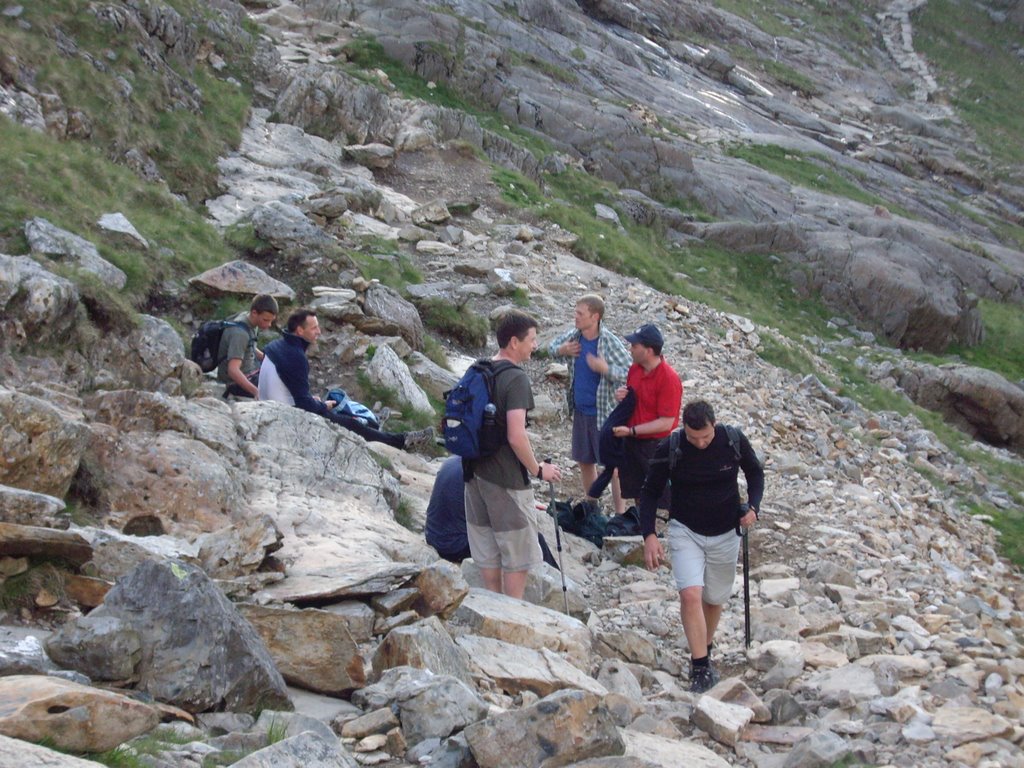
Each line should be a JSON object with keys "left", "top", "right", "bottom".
{"left": 545, "top": 458, "right": 570, "bottom": 615}
{"left": 742, "top": 526, "right": 751, "bottom": 649}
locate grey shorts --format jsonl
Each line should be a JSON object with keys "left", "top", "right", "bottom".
{"left": 571, "top": 410, "right": 600, "bottom": 464}
{"left": 464, "top": 475, "right": 541, "bottom": 572}
{"left": 666, "top": 520, "right": 740, "bottom": 604}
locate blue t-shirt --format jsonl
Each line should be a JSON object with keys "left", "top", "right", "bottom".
{"left": 572, "top": 335, "right": 600, "bottom": 416}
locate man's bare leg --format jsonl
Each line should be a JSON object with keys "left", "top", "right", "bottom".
{"left": 480, "top": 567, "right": 503, "bottom": 594}
{"left": 679, "top": 586, "right": 709, "bottom": 658}
{"left": 579, "top": 462, "right": 597, "bottom": 497}
{"left": 611, "top": 472, "right": 625, "bottom": 515}
{"left": 703, "top": 600, "right": 725, "bottom": 650}
{"left": 502, "top": 569, "right": 530, "bottom": 600}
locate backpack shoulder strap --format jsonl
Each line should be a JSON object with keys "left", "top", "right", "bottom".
{"left": 669, "top": 428, "right": 681, "bottom": 471}
{"left": 724, "top": 425, "right": 743, "bottom": 461}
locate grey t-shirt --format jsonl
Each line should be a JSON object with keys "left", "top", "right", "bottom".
{"left": 216, "top": 312, "right": 258, "bottom": 382}
{"left": 473, "top": 364, "right": 534, "bottom": 490}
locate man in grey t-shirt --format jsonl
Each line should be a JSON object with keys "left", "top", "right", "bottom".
{"left": 464, "top": 310, "right": 562, "bottom": 599}
{"left": 216, "top": 294, "right": 278, "bottom": 399}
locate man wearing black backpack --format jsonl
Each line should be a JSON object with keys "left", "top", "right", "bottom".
{"left": 639, "top": 400, "right": 764, "bottom": 694}
{"left": 464, "top": 310, "right": 562, "bottom": 599}
{"left": 217, "top": 294, "right": 279, "bottom": 399}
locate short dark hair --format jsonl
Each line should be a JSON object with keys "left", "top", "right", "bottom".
{"left": 495, "top": 310, "right": 539, "bottom": 349}
{"left": 286, "top": 308, "right": 317, "bottom": 333}
{"left": 250, "top": 294, "right": 279, "bottom": 315}
{"left": 682, "top": 400, "right": 715, "bottom": 430}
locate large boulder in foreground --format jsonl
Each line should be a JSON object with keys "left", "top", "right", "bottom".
{"left": 86, "top": 559, "right": 290, "bottom": 714}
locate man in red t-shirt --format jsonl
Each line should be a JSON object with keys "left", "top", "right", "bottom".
{"left": 611, "top": 323, "right": 683, "bottom": 513}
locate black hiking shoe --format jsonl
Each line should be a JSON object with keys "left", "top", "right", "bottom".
{"left": 689, "top": 665, "right": 720, "bottom": 694}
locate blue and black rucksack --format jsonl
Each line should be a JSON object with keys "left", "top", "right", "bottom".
{"left": 442, "top": 359, "right": 516, "bottom": 459}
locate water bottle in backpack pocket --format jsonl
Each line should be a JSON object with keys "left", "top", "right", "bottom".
{"left": 442, "top": 359, "right": 516, "bottom": 459}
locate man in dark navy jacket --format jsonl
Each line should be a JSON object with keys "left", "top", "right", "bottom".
{"left": 258, "top": 309, "right": 434, "bottom": 452}
{"left": 639, "top": 399, "right": 764, "bottom": 694}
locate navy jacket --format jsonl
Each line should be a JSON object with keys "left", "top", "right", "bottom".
{"left": 262, "top": 333, "right": 333, "bottom": 418}
{"left": 587, "top": 388, "right": 636, "bottom": 499}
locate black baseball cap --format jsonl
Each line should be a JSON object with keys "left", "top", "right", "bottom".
{"left": 624, "top": 323, "right": 663, "bottom": 348}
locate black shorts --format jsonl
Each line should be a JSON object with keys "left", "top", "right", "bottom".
{"left": 619, "top": 437, "right": 669, "bottom": 507}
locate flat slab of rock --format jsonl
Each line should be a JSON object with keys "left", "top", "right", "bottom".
{"left": 464, "top": 689, "right": 623, "bottom": 768}
{"left": 454, "top": 588, "right": 593, "bottom": 669}
{"left": 261, "top": 562, "right": 421, "bottom": 603}
{"left": 932, "top": 705, "right": 1014, "bottom": 745}
{"left": 0, "top": 733, "right": 100, "bottom": 766}
{"left": 457, "top": 634, "right": 608, "bottom": 697}
{"left": 620, "top": 729, "right": 731, "bottom": 767}
{"left": 740, "top": 724, "right": 815, "bottom": 745}
{"left": 0, "top": 486, "right": 67, "bottom": 529}
{"left": 0, "top": 522, "right": 91, "bottom": 565}
{"left": 230, "top": 730, "right": 359, "bottom": 767}
{"left": 188, "top": 259, "right": 296, "bottom": 300}
{"left": 0, "top": 675, "right": 159, "bottom": 753}
{"left": 237, "top": 604, "right": 365, "bottom": 695}
{"left": 97, "top": 212, "right": 149, "bottom": 249}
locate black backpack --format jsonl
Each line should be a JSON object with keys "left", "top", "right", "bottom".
{"left": 604, "top": 505, "right": 643, "bottom": 537}
{"left": 189, "top": 320, "right": 245, "bottom": 373}
{"left": 668, "top": 424, "right": 744, "bottom": 469}
{"left": 555, "top": 499, "right": 609, "bottom": 548}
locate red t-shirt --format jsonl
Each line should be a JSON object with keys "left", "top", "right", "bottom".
{"left": 626, "top": 358, "right": 682, "bottom": 439}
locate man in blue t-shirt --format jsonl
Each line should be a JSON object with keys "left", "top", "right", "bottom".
{"left": 548, "top": 294, "right": 631, "bottom": 513}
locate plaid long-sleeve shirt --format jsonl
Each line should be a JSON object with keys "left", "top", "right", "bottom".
{"left": 548, "top": 326, "right": 631, "bottom": 423}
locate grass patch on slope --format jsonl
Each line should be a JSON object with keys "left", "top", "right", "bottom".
{"left": 914, "top": 299, "right": 1024, "bottom": 383}
{"left": 340, "top": 37, "right": 553, "bottom": 159}
{"left": 710, "top": 0, "right": 876, "bottom": 66}
{"left": 913, "top": 0, "right": 1024, "bottom": 173}
{"left": 0, "top": 118, "right": 234, "bottom": 301}
{"left": 726, "top": 144, "right": 913, "bottom": 217}
{"left": 2, "top": 0, "right": 253, "bottom": 204}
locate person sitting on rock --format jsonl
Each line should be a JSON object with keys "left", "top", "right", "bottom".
{"left": 426, "top": 455, "right": 558, "bottom": 568}
{"left": 218, "top": 293, "right": 279, "bottom": 399}
{"left": 258, "top": 308, "right": 434, "bottom": 453}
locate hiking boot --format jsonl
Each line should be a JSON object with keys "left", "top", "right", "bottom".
{"left": 689, "top": 664, "right": 720, "bottom": 694}
{"left": 404, "top": 427, "right": 435, "bottom": 453}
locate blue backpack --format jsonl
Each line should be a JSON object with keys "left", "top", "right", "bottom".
{"left": 325, "top": 387, "right": 380, "bottom": 428}
{"left": 442, "top": 359, "right": 516, "bottom": 459}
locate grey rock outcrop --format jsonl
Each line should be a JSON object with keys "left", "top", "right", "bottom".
{"left": 85, "top": 559, "right": 290, "bottom": 714}
{"left": 895, "top": 362, "right": 1024, "bottom": 451}
{"left": 24, "top": 218, "right": 127, "bottom": 290}
{"left": 0, "top": 254, "right": 80, "bottom": 352}
{"left": 188, "top": 259, "right": 296, "bottom": 301}
{"left": 0, "top": 386, "right": 88, "bottom": 498}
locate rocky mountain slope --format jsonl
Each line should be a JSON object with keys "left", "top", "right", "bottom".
{"left": 1, "top": 1, "right": 1023, "bottom": 767}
